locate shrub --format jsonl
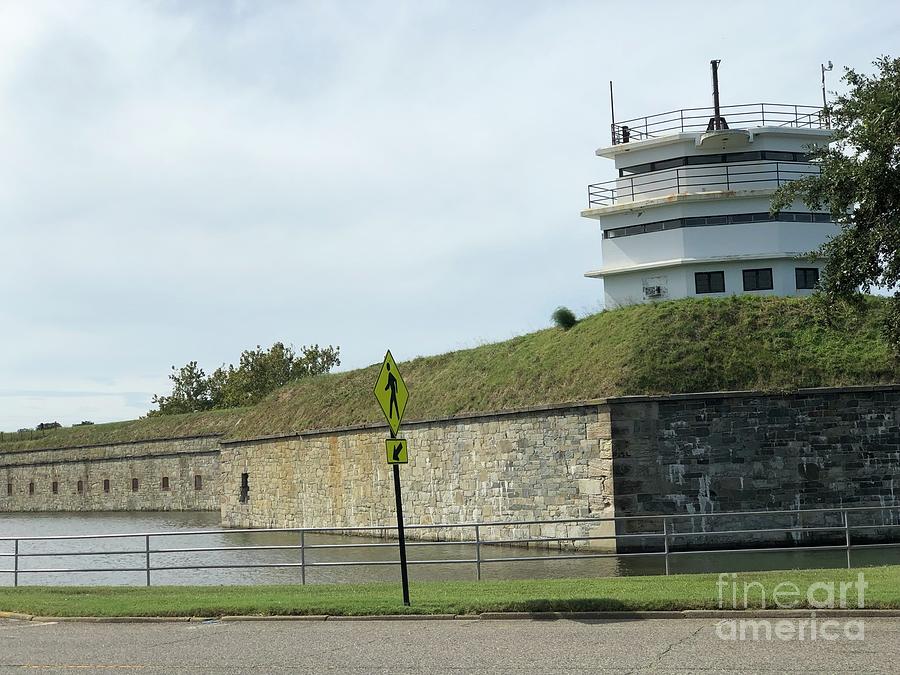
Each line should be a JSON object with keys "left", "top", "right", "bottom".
{"left": 551, "top": 306, "right": 578, "bottom": 330}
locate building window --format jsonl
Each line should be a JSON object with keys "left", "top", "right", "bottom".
{"left": 603, "top": 211, "right": 831, "bottom": 239}
{"left": 796, "top": 267, "right": 820, "bottom": 290}
{"left": 52, "top": 481, "right": 58, "bottom": 494}
{"left": 194, "top": 475, "right": 203, "bottom": 491}
{"left": 132, "top": 478, "right": 139, "bottom": 492}
{"left": 103, "top": 479, "right": 110, "bottom": 493}
{"left": 6, "top": 483, "right": 11, "bottom": 496}
{"left": 743, "top": 268, "right": 774, "bottom": 291}
{"left": 161, "top": 476, "right": 170, "bottom": 491}
{"left": 77, "top": 480, "right": 84, "bottom": 494}
{"left": 695, "top": 271, "right": 725, "bottom": 294}
{"left": 239, "top": 472, "right": 250, "bottom": 504}
{"left": 28, "top": 482, "right": 34, "bottom": 496}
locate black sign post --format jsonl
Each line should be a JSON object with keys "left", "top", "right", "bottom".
{"left": 374, "top": 351, "right": 411, "bottom": 607}
{"left": 391, "top": 433, "right": 411, "bottom": 606}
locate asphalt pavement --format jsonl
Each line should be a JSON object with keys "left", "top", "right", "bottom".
{"left": 1, "top": 616, "right": 898, "bottom": 673}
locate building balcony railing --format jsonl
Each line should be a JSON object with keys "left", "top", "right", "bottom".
{"left": 587, "top": 160, "right": 819, "bottom": 208}
{"left": 611, "top": 102, "right": 827, "bottom": 145}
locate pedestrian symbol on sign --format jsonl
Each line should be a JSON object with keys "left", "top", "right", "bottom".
{"left": 385, "top": 363, "right": 400, "bottom": 421}
{"left": 373, "top": 351, "right": 408, "bottom": 436}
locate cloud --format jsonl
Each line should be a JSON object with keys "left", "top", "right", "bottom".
{"left": 0, "top": 0, "right": 896, "bottom": 428}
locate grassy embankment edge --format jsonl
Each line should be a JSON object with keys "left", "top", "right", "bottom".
{"left": 0, "top": 566, "right": 898, "bottom": 617}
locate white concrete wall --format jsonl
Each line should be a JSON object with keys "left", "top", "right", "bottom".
{"left": 602, "top": 258, "right": 822, "bottom": 309}
{"left": 601, "top": 221, "right": 838, "bottom": 272}
{"left": 604, "top": 128, "right": 831, "bottom": 172}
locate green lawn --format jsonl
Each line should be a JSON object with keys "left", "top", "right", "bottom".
{"left": 1, "top": 566, "right": 898, "bottom": 617}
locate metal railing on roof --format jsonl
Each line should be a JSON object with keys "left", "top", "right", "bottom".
{"left": 0, "top": 505, "right": 897, "bottom": 586}
{"left": 587, "top": 160, "right": 819, "bottom": 208}
{"left": 611, "top": 102, "right": 827, "bottom": 145}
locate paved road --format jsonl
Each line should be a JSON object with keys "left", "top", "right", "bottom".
{"left": 0, "top": 617, "right": 898, "bottom": 673}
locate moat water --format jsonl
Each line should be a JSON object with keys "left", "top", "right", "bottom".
{"left": 0, "top": 512, "right": 896, "bottom": 586}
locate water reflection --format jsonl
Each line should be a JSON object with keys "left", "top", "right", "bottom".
{"left": 0, "top": 512, "right": 895, "bottom": 586}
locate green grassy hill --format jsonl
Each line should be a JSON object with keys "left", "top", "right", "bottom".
{"left": 0, "top": 408, "right": 246, "bottom": 453}
{"left": 2, "top": 295, "right": 897, "bottom": 451}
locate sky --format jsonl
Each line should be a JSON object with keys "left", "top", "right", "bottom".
{"left": 1, "top": 0, "right": 898, "bottom": 431}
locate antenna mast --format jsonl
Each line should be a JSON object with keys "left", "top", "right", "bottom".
{"left": 609, "top": 80, "right": 616, "bottom": 145}
{"left": 711, "top": 59, "right": 722, "bottom": 130}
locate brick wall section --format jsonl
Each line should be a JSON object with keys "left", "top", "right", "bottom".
{"left": 608, "top": 386, "right": 900, "bottom": 547}
{"left": 0, "top": 437, "right": 220, "bottom": 512}
{"left": 219, "top": 403, "right": 616, "bottom": 549}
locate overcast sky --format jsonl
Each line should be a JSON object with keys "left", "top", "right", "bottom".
{"left": 1, "top": 0, "right": 897, "bottom": 430}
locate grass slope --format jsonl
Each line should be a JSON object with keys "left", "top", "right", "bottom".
{"left": 229, "top": 295, "right": 899, "bottom": 440}
{"left": 0, "top": 407, "right": 246, "bottom": 453}
{"left": 2, "top": 295, "right": 897, "bottom": 450}
{"left": 0, "top": 567, "right": 896, "bottom": 616}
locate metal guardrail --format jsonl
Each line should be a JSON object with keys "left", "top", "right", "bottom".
{"left": 587, "top": 160, "right": 819, "bottom": 208}
{"left": 0, "top": 505, "right": 898, "bottom": 586}
{"left": 611, "top": 102, "right": 827, "bottom": 145}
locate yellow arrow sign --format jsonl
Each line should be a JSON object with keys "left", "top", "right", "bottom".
{"left": 373, "top": 350, "right": 409, "bottom": 436}
{"left": 386, "top": 438, "right": 408, "bottom": 464}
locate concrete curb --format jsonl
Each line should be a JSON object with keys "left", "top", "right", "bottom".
{"left": 4, "top": 610, "right": 900, "bottom": 623}
{"left": 325, "top": 614, "right": 457, "bottom": 621}
{"left": 221, "top": 615, "right": 329, "bottom": 622}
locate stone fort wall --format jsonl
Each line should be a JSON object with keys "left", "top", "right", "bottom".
{"left": 607, "top": 386, "right": 900, "bottom": 548}
{"left": 3, "top": 385, "right": 900, "bottom": 552}
{"left": 0, "top": 436, "right": 220, "bottom": 512}
{"left": 218, "top": 403, "right": 617, "bottom": 548}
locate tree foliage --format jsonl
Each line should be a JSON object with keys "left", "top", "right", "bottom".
{"left": 772, "top": 56, "right": 900, "bottom": 348}
{"left": 149, "top": 343, "right": 340, "bottom": 416}
{"left": 551, "top": 306, "right": 578, "bottom": 330}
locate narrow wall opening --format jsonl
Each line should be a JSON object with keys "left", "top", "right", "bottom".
{"left": 240, "top": 472, "right": 249, "bottom": 503}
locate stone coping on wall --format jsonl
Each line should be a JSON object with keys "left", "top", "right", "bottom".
{"left": 0, "top": 434, "right": 223, "bottom": 458}
{"left": 604, "top": 383, "right": 900, "bottom": 405}
{"left": 220, "top": 400, "right": 611, "bottom": 447}
{"left": 0, "top": 449, "right": 221, "bottom": 470}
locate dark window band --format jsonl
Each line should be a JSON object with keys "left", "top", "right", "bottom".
{"left": 619, "top": 150, "right": 811, "bottom": 176}
{"left": 604, "top": 212, "right": 831, "bottom": 239}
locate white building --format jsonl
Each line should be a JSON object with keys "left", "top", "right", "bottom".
{"left": 581, "top": 78, "right": 838, "bottom": 308}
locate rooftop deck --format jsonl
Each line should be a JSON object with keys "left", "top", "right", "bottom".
{"left": 587, "top": 159, "right": 819, "bottom": 209}
{"left": 610, "top": 102, "right": 827, "bottom": 145}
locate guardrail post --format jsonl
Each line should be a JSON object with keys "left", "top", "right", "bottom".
{"left": 663, "top": 518, "right": 670, "bottom": 576}
{"left": 775, "top": 163, "right": 781, "bottom": 186}
{"left": 761, "top": 103, "right": 765, "bottom": 126}
{"left": 145, "top": 535, "right": 151, "bottom": 587}
{"left": 475, "top": 525, "right": 482, "bottom": 581}
{"left": 843, "top": 510, "right": 852, "bottom": 570}
{"left": 725, "top": 166, "right": 730, "bottom": 191}
{"left": 13, "top": 539, "right": 18, "bottom": 588}
{"left": 300, "top": 530, "right": 307, "bottom": 586}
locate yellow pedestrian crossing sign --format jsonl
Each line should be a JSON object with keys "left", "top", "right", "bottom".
{"left": 386, "top": 439, "right": 408, "bottom": 464}
{"left": 373, "top": 350, "right": 408, "bottom": 436}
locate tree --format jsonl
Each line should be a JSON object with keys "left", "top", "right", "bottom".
{"left": 148, "top": 343, "right": 341, "bottom": 416}
{"left": 772, "top": 56, "right": 900, "bottom": 348}
{"left": 150, "top": 361, "right": 215, "bottom": 415}
{"left": 214, "top": 342, "right": 341, "bottom": 408}
{"left": 551, "top": 306, "right": 578, "bottom": 330}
